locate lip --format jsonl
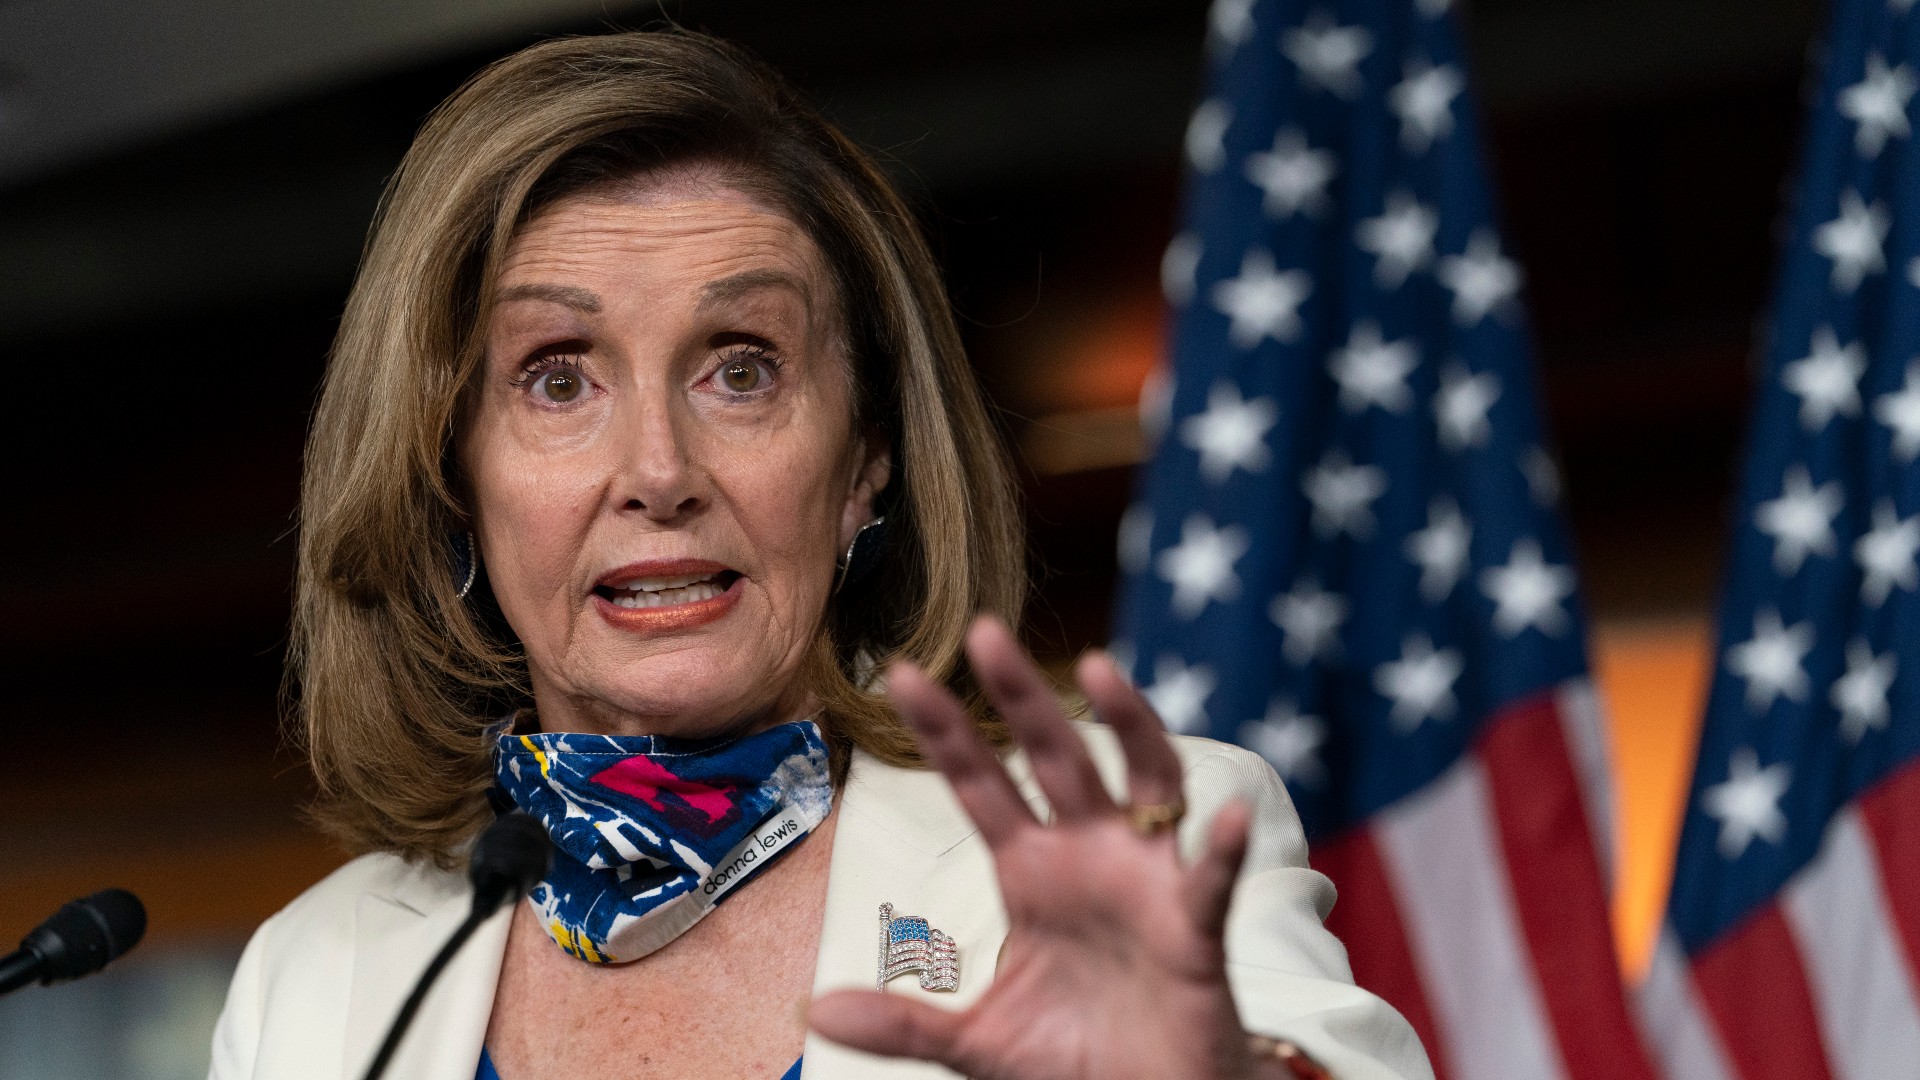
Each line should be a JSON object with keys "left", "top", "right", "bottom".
{"left": 595, "top": 558, "right": 734, "bottom": 589}
{"left": 591, "top": 559, "right": 742, "bottom": 635}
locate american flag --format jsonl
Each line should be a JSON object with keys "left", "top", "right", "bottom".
{"left": 877, "top": 903, "right": 959, "bottom": 992}
{"left": 1112, "top": 2, "right": 1658, "bottom": 1077}
{"left": 1639, "top": 2, "right": 1920, "bottom": 1077}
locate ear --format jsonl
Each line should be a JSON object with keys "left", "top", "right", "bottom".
{"left": 838, "top": 430, "right": 893, "bottom": 553}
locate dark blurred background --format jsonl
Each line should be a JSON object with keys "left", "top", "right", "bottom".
{"left": 0, "top": 1, "right": 1822, "bottom": 1074}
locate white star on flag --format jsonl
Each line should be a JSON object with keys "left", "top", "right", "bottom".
{"left": 1303, "top": 449, "right": 1389, "bottom": 538}
{"left": 1211, "top": 249, "right": 1313, "bottom": 349}
{"left": 1838, "top": 52, "right": 1915, "bottom": 157}
{"left": 1375, "top": 634, "right": 1464, "bottom": 733}
{"left": 1139, "top": 366, "right": 1172, "bottom": 446}
{"left": 1356, "top": 191, "right": 1438, "bottom": 288}
{"left": 1240, "top": 698, "right": 1328, "bottom": 788}
{"left": 1405, "top": 495, "right": 1474, "bottom": 599}
{"left": 1330, "top": 320, "right": 1420, "bottom": 414}
{"left": 1437, "top": 228, "right": 1522, "bottom": 326}
{"left": 1282, "top": 14, "right": 1373, "bottom": 99}
{"left": 1702, "top": 747, "right": 1792, "bottom": 859}
{"left": 1180, "top": 380, "right": 1278, "bottom": 483}
{"left": 1855, "top": 498, "right": 1920, "bottom": 606}
{"left": 1161, "top": 232, "right": 1202, "bottom": 306}
{"left": 1270, "top": 580, "right": 1348, "bottom": 664}
{"left": 1405, "top": 496, "right": 1472, "bottom": 603}
{"left": 1143, "top": 654, "right": 1216, "bottom": 735}
{"left": 1522, "top": 446, "right": 1561, "bottom": 507}
{"left": 1480, "top": 538, "right": 1576, "bottom": 637}
{"left": 1782, "top": 326, "right": 1866, "bottom": 431}
{"left": 1184, "top": 98, "right": 1233, "bottom": 173}
{"left": 1873, "top": 361, "right": 1920, "bottom": 462}
{"left": 1208, "top": 0, "right": 1257, "bottom": 54}
{"left": 1726, "top": 608, "right": 1815, "bottom": 713}
{"left": 1754, "top": 465, "right": 1843, "bottom": 575}
{"left": 1116, "top": 502, "right": 1154, "bottom": 576}
{"left": 1389, "top": 58, "right": 1464, "bottom": 154}
{"left": 1156, "top": 514, "right": 1250, "bottom": 619}
{"left": 1812, "top": 189, "right": 1890, "bottom": 293}
{"left": 1244, "top": 129, "right": 1337, "bottom": 219}
{"left": 1435, "top": 362, "right": 1501, "bottom": 450}
{"left": 1833, "top": 638, "right": 1897, "bottom": 743}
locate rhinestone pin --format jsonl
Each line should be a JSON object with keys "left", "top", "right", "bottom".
{"left": 877, "top": 902, "right": 959, "bottom": 992}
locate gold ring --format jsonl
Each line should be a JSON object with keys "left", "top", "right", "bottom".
{"left": 1125, "top": 799, "right": 1186, "bottom": 837}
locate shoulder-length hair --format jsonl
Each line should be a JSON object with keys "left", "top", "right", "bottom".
{"left": 293, "top": 29, "right": 1024, "bottom": 866}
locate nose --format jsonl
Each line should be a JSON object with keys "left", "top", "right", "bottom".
{"left": 612, "top": 390, "right": 706, "bottom": 522}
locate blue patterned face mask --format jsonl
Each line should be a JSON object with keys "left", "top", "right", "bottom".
{"left": 493, "top": 718, "right": 833, "bottom": 963}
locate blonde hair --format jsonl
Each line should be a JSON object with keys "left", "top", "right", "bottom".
{"left": 293, "top": 30, "right": 1024, "bottom": 866}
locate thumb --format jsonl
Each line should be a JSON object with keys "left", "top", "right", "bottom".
{"left": 808, "top": 989, "right": 968, "bottom": 1064}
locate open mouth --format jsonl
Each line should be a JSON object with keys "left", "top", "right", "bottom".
{"left": 593, "top": 569, "right": 742, "bottom": 610}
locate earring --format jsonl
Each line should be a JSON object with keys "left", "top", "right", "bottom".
{"left": 451, "top": 531, "right": 479, "bottom": 600}
{"left": 835, "top": 516, "right": 887, "bottom": 595}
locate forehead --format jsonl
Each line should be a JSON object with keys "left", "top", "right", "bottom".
{"left": 496, "top": 172, "right": 831, "bottom": 303}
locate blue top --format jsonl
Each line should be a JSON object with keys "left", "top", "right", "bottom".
{"left": 477, "top": 1046, "right": 801, "bottom": 1080}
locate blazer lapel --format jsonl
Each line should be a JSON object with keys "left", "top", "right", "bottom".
{"left": 341, "top": 860, "right": 512, "bottom": 1080}
{"left": 802, "top": 749, "right": 1016, "bottom": 1080}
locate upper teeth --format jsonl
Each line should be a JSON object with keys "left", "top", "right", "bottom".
{"left": 606, "top": 575, "right": 725, "bottom": 609}
{"left": 614, "top": 573, "right": 715, "bottom": 592}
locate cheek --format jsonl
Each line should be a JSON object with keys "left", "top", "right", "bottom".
{"left": 720, "top": 436, "right": 850, "bottom": 588}
{"left": 467, "top": 426, "right": 603, "bottom": 607}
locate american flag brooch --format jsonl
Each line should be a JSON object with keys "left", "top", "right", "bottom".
{"left": 877, "top": 903, "right": 958, "bottom": 992}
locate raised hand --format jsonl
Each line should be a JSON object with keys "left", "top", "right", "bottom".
{"left": 807, "top": 616, "right": 1283, "bottom": 1080}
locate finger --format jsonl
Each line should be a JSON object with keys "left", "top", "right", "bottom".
{"left": 967, "top": 615, "right": 1115, "bottom": 821}
{"left": 1077, "top": 649, "right": 1186, "bottom": 812}
{"left": 809, "top": 989, "right": 967, "bottom": 1063}
{"left": 1183, "top": 798, "right": 1252, "bottom": 939}
{"left": 887, "top": 658, "right": 1037, "bottom": 845}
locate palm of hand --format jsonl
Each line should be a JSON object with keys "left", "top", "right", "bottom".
{"left": 809, "top": 618, "right": 1260, "bottom": 1080}
{"left": 943, "top": 820, "right": 1250, "bottom": 1080}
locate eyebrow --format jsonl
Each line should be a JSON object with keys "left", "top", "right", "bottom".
{"left": 495, "top": 282, "right": 602, "bottom": 313}
{"left": 699, "top": 268, "right": 813, "bottom": 311}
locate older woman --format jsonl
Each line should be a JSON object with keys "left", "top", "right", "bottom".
{"left": 208, "top": 30, "right": 1430, "bottom": 1080}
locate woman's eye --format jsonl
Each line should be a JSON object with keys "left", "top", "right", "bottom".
{"left": 719, "top": 358, "right": 769, "bottom": 393}
{"left": 532, "top": 367, "right": 586, "bottom": 403}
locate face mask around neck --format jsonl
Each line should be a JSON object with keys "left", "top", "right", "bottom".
{"left": 492, "top": 718, "right": 833, "bottom": 963}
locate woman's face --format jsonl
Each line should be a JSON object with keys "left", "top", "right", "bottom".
{"left": 462, "top": 169, "right": 889, "bottom": 739}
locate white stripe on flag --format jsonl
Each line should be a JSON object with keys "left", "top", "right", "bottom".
{"left": 1555, "top": 678, "right": 1618, "bottom": 876}
{"left": 1638, "top": 928, "right": 1736, "bottom": 1080}
{"left": 1781, "top": 807, "right": 1920, "bottom": 1080}
{"left": 1376, "top": 754, "right": 1567, "bottom": 1080}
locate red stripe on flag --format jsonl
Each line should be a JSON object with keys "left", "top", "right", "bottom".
{"left": 1692, "top": 904, "right": 1835, "bottom": 1080}
{"left": 1314, "top": 826, "right": 1452, "bottom": 1080}
{"left": 1859, "top": 756, "right": 1920, "bottom": 982}
{"left": 1477, "top": 695, "right": 1660, "bottom": 1080}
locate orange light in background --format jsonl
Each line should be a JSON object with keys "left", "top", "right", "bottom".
{"left": 1015, "top": 285, "right": 1166, "bottom": 475}
{"left": 1027, "top": 283, "right": 1165, "bottom": 414}
{"left": 1589, "top": 616, "right": 1714, "bottom": 983}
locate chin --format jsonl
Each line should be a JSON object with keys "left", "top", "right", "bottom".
{"left": 571, "top": 644, "right": 798, "bottom": 739}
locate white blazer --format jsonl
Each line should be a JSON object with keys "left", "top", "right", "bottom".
{"left": 208, "top": 726, "right": 1432, "bottom": 1080}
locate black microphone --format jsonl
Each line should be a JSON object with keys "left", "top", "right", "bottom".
{"left": 0, "top": 888, "right": 147, "bottom": 997}
{"left": 469, "top": 810, "right": 552, "bottom": 919}
{"left": 361, "top": 812, "right": 550, "bottom": 1080}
